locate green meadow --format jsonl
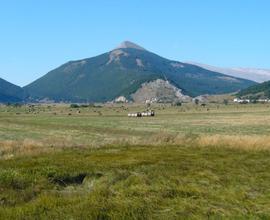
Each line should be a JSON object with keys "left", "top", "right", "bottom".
{"left": 1, "top": 103, "right": 270, "bottom": 219}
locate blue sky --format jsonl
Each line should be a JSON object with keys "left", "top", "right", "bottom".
{"left": 0, "top": 0, "right": 269, "bottom": 86}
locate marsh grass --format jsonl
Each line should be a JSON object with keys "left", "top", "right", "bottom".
{"left": 1, "top": 145, "right": 270, "bottom": 219}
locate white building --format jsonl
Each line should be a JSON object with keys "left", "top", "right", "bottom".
{"left": 114, "top": 96, "right": 128, "bottom": 103}
{"left": 233, "top": 98, "right": 250, "bottom": 103}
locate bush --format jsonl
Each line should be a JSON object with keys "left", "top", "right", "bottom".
{"left": 194, "top": 99, "right": 199, "bottom": 105}
{"left": 70, "top": 104, "right": 79, "bottom": 108}
{"left": 171, "top": 101, "right": 182, "bottom": 107}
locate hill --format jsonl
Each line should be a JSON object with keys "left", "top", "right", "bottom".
{"left": 237, "top": 80, "right": 270, "bottom": 98}
{"left": 24, "top": 41, "right": 256, "bottom": 102}
{"left": 0, "top": 78, "right": 24, "bottom": 103}
{"left": 131, "top": 79, "right": 191, "bottom": 103}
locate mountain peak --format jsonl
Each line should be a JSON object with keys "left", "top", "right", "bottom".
{"left": 115, "top": 41, "right": 146, "bottom": 51}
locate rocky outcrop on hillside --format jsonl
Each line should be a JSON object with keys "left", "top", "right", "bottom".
{"left": 131, "top": 79, "right": 191, "bottom": 103}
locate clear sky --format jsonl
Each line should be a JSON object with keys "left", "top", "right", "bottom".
{"left": 0, "top": 0, "right": 269, "bottom": 86}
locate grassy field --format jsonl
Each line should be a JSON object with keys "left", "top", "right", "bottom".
{"left": 1, "top": 103, "right": 270, "bottom": 219}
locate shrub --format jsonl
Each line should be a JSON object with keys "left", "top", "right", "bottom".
{"left": 70, "top": 104, "right": 79, "bottom": 108}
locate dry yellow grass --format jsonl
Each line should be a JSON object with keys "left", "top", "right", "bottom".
{"left": 141, "top": 132, "right": 270, "bottom": 151}
{"left": 2, "top": 133, "right": 270, "bottom": 160}
{"left": 197, "top": 134, "right": 270, "bottom": 150}
{"left": 0, "top": 138, "right": 71, "bottom": 159}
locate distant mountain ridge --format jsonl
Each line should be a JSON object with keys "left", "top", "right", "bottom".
{"left": 187, "top": 62, "right": 270, "bottom": 83}
{"left": 237, "top": 81, "right": 270, "bottom": 99}
{"left": 0, "top": 78, "right": 25, "bottom": 103}
{"left": 24, "top": 41, "right": 255, "bottom": 103}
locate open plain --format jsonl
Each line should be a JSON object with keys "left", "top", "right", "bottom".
{"left": 1, "top": 103, "right": 270, "bottom": 219}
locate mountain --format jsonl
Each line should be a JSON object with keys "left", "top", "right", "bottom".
{"left": 187, "top": 62, "right": 270, "bottom": 83}
{"left": 0, "top": 78, "right": 24, "bottom": 103}
{"left": 24, "top": 41, "right": 256, "bottom": 102}
{"left": 237, "top": 81, "right": 270, "bottom": 99}
{"left": 116, "top": 41, "right": 146, "bottom": 50}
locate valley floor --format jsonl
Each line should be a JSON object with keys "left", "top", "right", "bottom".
{"left": 1, "top": 103, "right": 270, "bottom": 219}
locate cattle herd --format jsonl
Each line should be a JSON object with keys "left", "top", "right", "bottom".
{"left": 128, "top": 110, "right": 155, "bottom": 117}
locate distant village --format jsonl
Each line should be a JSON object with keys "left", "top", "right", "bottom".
{"left": 113, "top": 95, "right": 270, "bottom": 105}
{"left": 233, "top": 98, "right": 270, "bottom": 103}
